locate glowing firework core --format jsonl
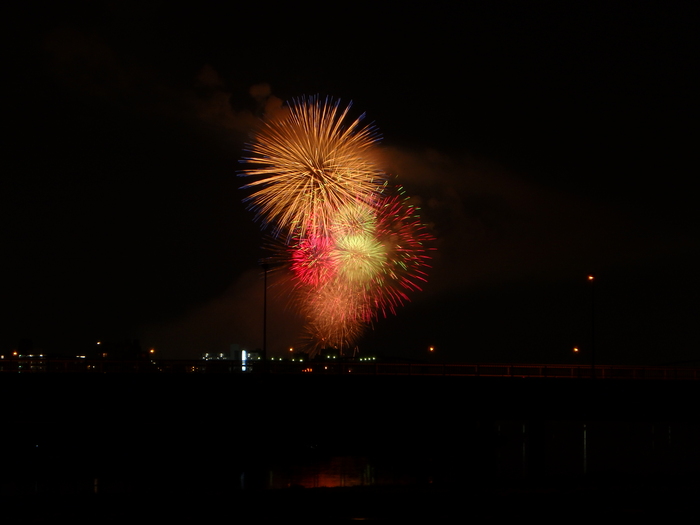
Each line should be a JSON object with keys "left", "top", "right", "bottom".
{"left": 334, "top": 233, "right": 386, "bottom": 285}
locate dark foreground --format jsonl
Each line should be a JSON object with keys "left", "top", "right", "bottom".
{"left": 4, "top": 482, "right": 699, "bottom": 523}
{"left": 2, "top": 373, "right": 699, "bottom": 522}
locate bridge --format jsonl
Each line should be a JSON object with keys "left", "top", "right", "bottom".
{"left": 1, "top": 357, "right": 698, "bottom": 379}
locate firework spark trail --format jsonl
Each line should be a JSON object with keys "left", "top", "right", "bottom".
{"left": 240, "top": 96, "right": 434, "bottom": 354}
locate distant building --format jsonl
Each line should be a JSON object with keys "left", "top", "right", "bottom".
{"left": 201, "top": 344, "right": 260, "bottom": 372}
{"left": 201, "top": 352, "right": 231, "bottom": 361}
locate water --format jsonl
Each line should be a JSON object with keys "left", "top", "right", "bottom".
{"left": 2, "top": 374, "right": 699, "bottom": 520}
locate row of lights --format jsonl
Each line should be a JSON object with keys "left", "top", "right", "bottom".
{"left": 1, "top": 352, "right": 44, "bottom": 359}
{"left": 3, "top": 274, "right": 595, "bottom": 363}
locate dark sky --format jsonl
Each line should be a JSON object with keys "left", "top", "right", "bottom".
{"left": 4, "top": 2, "right": 699, "bottom": 364}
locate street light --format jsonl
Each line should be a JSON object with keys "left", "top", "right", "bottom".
{"left": 588, "top": 274, "right": 595, "bottom": 379}
{"left": 260, "top": 260, "right": 270, "bottom": 369}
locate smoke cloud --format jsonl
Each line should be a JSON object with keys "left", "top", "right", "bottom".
{"left": 376, "top": 146, "right": 680, "bottom": 296}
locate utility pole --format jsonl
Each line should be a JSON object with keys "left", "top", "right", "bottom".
{"left": 588, "top": 274, "right": 595, "bottom": 379}
{"left": 261, "top": 260, "right": 269, "bottom": 372}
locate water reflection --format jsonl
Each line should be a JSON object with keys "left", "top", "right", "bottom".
{"left": 268, "top": 456, "right": 375, "bottom": 489}
{"left": 253, "top": 420, "right": 700, "bottom": 491}
{"left": 5, "top": 420, "right": 700, "bottom": 496}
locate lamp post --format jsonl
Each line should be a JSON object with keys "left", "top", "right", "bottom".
{"left": 588, "top": 274, "right": 595, "bottom": 379}
{"left": 260, "top": 260, "right": 270, "bottom": 371}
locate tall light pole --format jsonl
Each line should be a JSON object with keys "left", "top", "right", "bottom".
{"left": 260, "top": 260, "right": 269, "bottom": 371}
{"left": 588, "top": 274, "right": 595, "bottom": 379}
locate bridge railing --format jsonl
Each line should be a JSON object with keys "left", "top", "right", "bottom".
{"left": 0, "top": 359, "right": 698, "bottom": 379}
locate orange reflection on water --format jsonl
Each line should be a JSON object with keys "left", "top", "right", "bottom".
{"left": 269, "top": 456, "right": 374, "bottom": 489}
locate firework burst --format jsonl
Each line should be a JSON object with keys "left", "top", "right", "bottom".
{"left": 240, "top": 96, "right": 434, "bottom": 354}
{"left": 240, "top": 96, "right": 386, "bottom": 239}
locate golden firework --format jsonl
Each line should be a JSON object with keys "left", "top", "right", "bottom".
{"left": 241, "top": 96, "right": 386, "bottom": 238}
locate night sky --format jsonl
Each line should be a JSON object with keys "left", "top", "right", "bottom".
{"left": 4, "top": 2, "right": 698, "bottom": 364}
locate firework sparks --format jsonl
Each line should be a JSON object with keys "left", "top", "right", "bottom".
{"left": 333, "top": 231, "right": 387, "bottom": 286}
{"left": 289, "top": 232, "right": 336, "bottom": 287}
{"left": 240, "top": 96, "right": 434, "bottom": 354}
{"left": 371, "top": 191, "right": 435, "bottom": 316}
{"left": 240, "top": 96, "right": 386, "bottom": 238}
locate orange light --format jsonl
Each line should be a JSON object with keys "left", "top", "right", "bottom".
{"left": 149, "top": 349, "right": 155, "bottom": 354}
{"left": 588, "top": 275, "right": 594, "bottom": 281}
{"left": 573, "top": 347, "right": 579, "bottom": 353}
{"left": 429, "top": 346, "right": 435, "bottom": 352}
